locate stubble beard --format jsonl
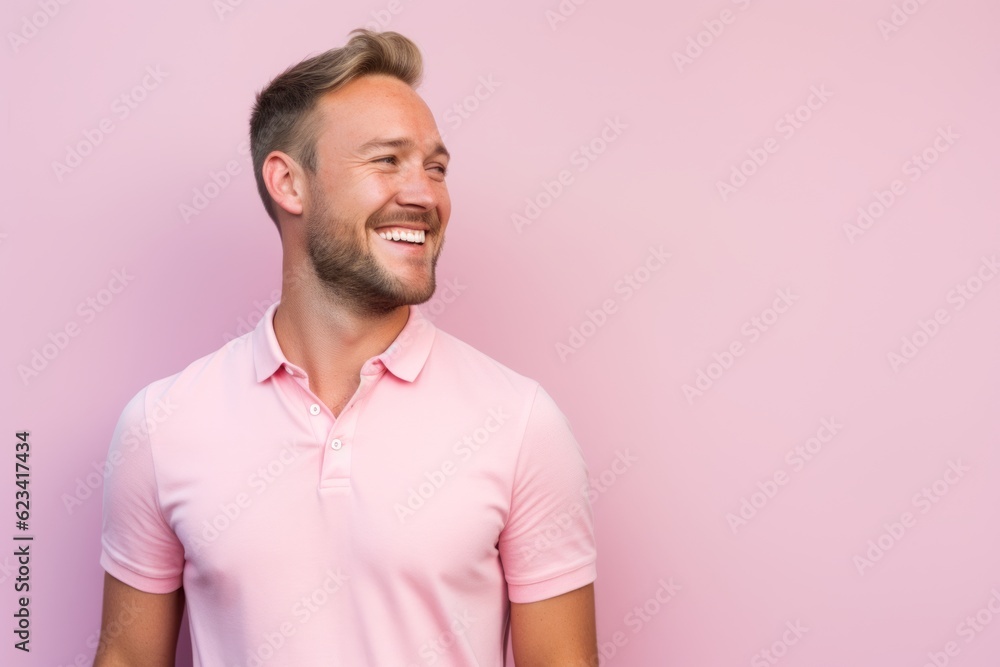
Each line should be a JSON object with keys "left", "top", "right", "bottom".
{"left": 305, "top": 189, "right": 443, "bottom": 317}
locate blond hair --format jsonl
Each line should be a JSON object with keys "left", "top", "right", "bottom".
{"left": 249, "top": 29, "right": 423, "bottom": 228}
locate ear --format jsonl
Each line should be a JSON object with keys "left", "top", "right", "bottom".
{"left": 262, "top": 150, "right": 306, "bottom": 217}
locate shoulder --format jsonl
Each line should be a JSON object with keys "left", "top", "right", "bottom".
{"left": 116, "top": 331, "right": 254, "bottom": 431}
{"left": 426, "top": 327, "right": 576, "bottom": 443}
{"left": 428, "top": 326, "right": 541, "bottom": 398}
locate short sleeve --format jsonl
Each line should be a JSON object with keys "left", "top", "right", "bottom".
{"left": 99, "top": 386, "right": 185, "bottom": 593}
{"left": 498, "top": 384, "right": 597, "bottom": 603}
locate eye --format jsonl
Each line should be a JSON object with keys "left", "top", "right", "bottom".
{"left": 374, "top": 156, "right": 397, "bottom": 165}
{"left": 429, "top": 164, "right": 448, "bottom": 176}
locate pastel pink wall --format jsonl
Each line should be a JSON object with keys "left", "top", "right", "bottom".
{"left": 4, "top": 0, "right": 999, "bottom": 665}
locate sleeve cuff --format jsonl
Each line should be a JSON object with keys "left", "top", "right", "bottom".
{"left": 100, "top": 548, "right": 183, "bottom": 594}
{"left": 506, "top": 560, "right": 597, "bottom": 604}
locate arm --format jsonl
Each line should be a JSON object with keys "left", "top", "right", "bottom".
{"left": 510, "top": 583, "right": 597, "bottom": 667}
{"left": 97, "top": 386, "right": 187, "bottom": 664}
{"left": 93, "top": 573, "right": 186, "bottom": 667}
{"left": 501, "top": 385, "right": 599, "bottom": 664}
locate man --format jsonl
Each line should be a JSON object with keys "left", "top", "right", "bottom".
{"left": 96, "top": 29, "right": 597, "bottom": 666}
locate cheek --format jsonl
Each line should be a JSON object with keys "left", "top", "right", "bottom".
{"left": 328, "top": 173, "right": 393, "bottom": 206}
{"left": 436, "top": 187, "right": 452, "bottom": 218}
{"left": 358, "top": 178, "right": 398, "bottom": 210}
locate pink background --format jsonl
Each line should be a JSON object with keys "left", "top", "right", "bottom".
{"left": 4, "top": 0, "right": 999, "bottom": 665}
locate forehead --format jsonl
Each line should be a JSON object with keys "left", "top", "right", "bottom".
{"left": 313, "top": 74, "right": 440, "bottom": 151}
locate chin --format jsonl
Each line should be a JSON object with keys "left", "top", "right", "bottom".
{"left": 400, "top": 285, "right": 436, "bottom": 306}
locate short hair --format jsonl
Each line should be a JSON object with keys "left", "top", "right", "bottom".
{"left": 249, "top": 29, "right": 423, "bottom": 230}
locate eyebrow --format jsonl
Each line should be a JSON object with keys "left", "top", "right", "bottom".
{"left": 356, "top": 137, "right": 450, "bottom": 161}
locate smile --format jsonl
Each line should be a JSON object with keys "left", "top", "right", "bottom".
{"left": 375, "top": 228, "right": 425, "bottom": 245}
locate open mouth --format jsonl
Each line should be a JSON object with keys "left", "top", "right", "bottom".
{"left": 375, "top": 228, "right": 426, "bottom": 245}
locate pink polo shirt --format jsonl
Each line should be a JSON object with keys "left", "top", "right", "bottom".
{"left": 99, "top": 300, "right": 597, "bottom": 666}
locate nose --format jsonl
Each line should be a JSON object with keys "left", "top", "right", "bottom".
{"left": 395, "top": 162, "right": 443, "bottom": 212}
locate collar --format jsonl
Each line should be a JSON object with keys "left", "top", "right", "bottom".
{"left": 252, "top": 300, "right": 436, "bottom": 384}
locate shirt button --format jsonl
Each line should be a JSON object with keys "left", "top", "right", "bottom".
{"left": 309, "top": 403, "right": 321, "bottom": 416}
{"left": 330, "top": 439, "right": 342, "bottom": 450}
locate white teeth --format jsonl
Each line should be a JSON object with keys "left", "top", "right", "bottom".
{"left": 377, "top": 228, "right": 425, "bottom": 244}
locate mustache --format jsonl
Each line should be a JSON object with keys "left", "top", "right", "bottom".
{"left": 368, "top": 209, "right": 440, "bottom": 232}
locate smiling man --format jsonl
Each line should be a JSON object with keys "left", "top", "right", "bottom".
{"left": 95, "top": 29, "right": 597, "bottom": 666}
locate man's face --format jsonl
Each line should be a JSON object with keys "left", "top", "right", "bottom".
{"left": 300, "top": 74, "right": 451, "bottom": 316}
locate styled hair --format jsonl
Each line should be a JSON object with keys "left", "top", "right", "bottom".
{"left": 249, "top": 29, "right": 423, "bottom": 230}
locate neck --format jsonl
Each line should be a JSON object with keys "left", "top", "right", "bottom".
{"left": 272, "top": 270, "right": 410, "bottom": 393}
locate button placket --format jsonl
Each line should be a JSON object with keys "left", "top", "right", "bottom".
{"left": 320, "top": 424, "right": 353, "bottom": 488}
{"left": 280, "top": 367, "right": 336, "bottom": 462}
{"left": 318, "top": 366, "right": 382, "bottom": 489}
